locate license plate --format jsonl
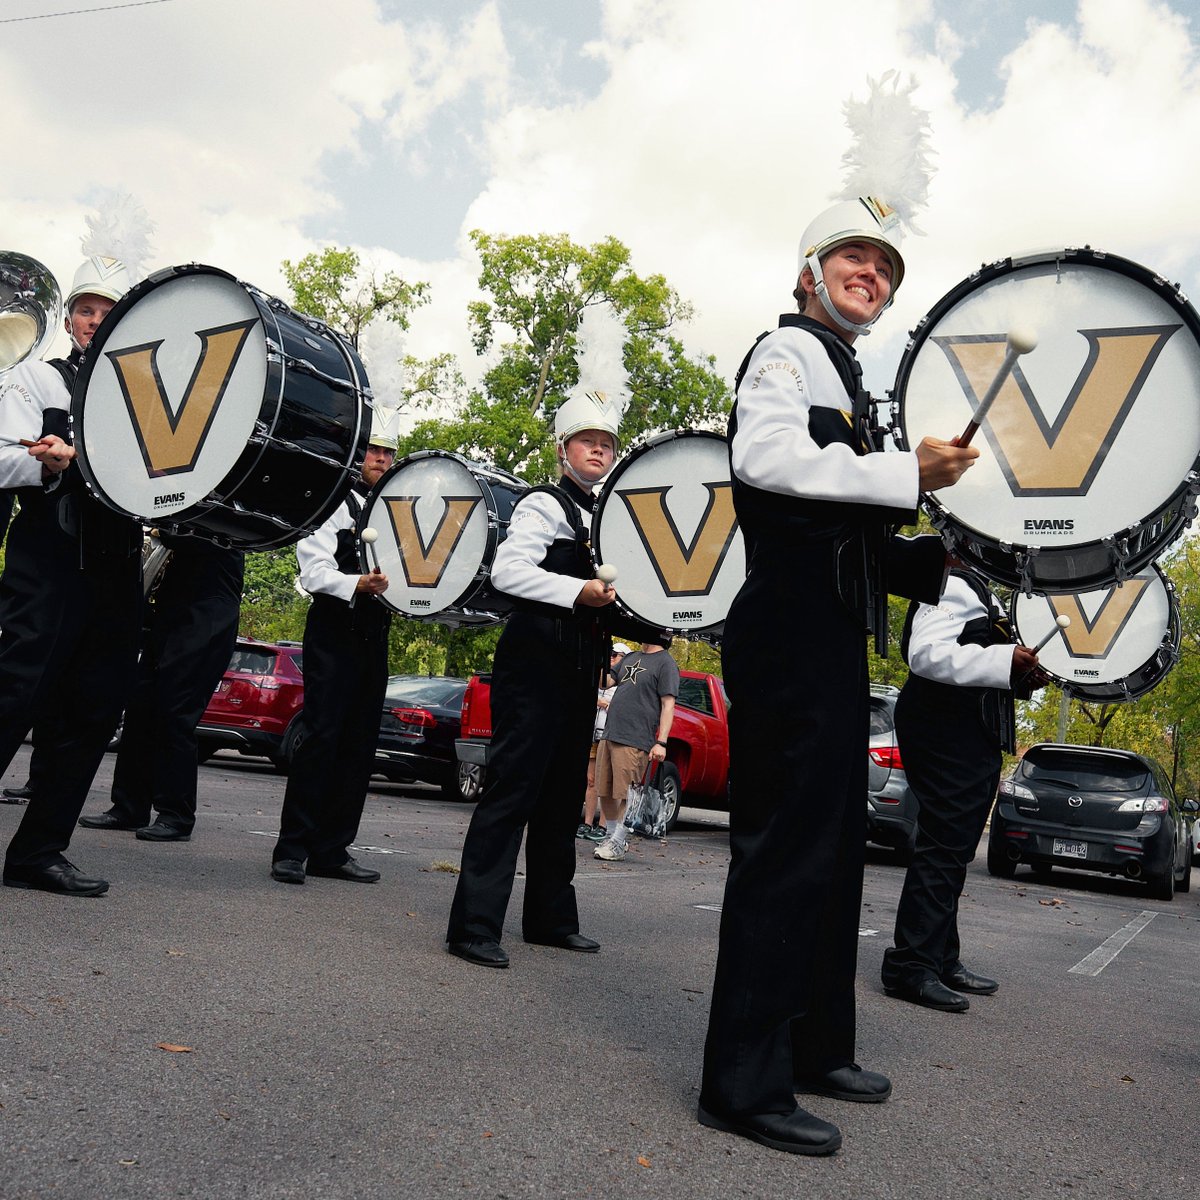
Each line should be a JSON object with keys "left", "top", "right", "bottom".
{"left": 1053, "top": 838, "right": 1087, "bottom": 859}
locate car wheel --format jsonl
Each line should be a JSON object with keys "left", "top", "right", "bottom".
{"left": 657, "top": 761, "right": 682, "bottom": 833}
{"left": 986, "top": 830, "right": 1017, "bottom": 878}
{"left": 1147, "top": 848, "right": 1176, "bottom": 902}
{"left": 272, "top": 719, "right": 307, "bottom": 775}
{"left": 457, "top": 761, "right": 484, "bottom": 803}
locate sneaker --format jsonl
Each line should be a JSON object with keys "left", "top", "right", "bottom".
{"left": 576, "top": 823, "right": 592, "bottom": 840}
{"left": 594, "top": 835, "right": 627, "bottom": 861}
{"left": 583, "top": 824, "right": 608, "bottom": 842}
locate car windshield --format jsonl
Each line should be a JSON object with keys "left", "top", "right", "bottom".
{"left": 1022, "top": 752, "right": 1149, "bottom": 793}
{"left": 385, "top": 677, "right": 465, "bottom": 707}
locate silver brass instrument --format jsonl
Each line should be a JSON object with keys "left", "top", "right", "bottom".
{"left": 0, "top": 251, "right": 62, "bottom": 374}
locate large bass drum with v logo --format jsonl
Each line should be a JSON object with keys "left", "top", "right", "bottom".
{"left": 891, "top": 248, "right": 1200, "bottom": 593}
{"left": 72, "top": 263, "right": 369, "bottom": 551}
{"left": 1010, "top": 562, "right": 1180, "bottom": 703}
{"left": 591, "top": 429, "right": 744, "bottom": 642}
{"left": 356, "top": 450, "right": 526, "bottom": 626}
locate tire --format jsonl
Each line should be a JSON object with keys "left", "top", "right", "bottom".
{"left": 456, "top": 760, "right": 484, "bottom": 803}
{"left": 657, "top": 761, "right": 682, "bottom": 833}
{"left": 986, "top": 830, "right": 1017, "bottom": 878}
{"left": 272, "top": 719, "right": 307, "bottom": 775}
{"left": 1147, "top": 846, "right": 1176, "bottom": 902}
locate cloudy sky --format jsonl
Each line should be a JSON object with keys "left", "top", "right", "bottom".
{"left": 4, "top": 0, "right": 1199, "bottom": 399}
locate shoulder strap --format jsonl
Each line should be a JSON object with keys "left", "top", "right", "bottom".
{"left": 523, "top": 483, "right": 584, "bottom": 539}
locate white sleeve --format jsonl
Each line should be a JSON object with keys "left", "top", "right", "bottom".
{"left": 730, "top": 326, "right": 919, "bottom": 509}
{"left": 489, "top": 490, "right": 586, "bottom": 610}
{"left": 297, "top": 501, "right": 358, "bottom": 603}
{"left": 0, "top": 362, "right": 69, "bottom": 490}
{"left": 907, "top": 574, "right": 1015, "bottom": 688}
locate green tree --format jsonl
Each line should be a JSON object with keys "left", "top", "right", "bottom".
{"left": 281, "top": 247, "right": 429, "bottom": 349}
{"left": 399, "top": 230, "right": 731, "bottom": 481}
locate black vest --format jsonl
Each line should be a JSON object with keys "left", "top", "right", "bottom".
{"left": 312, "top": 489, "right": 390, "bottom": 639}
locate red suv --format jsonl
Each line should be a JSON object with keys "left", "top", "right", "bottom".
{"left": 197, "top": 638, "right": 305, "bottom": 771}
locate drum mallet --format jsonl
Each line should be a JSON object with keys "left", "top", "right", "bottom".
{"left": 956, "top": 328, "right": 1038, "bottom": 447}
{"left": 1030, "top": 613, "right": 1071, "bottom": 655}
{"left": 360, "top": 526, "right": 381, "bottom": 575}
{"left": 596, "top": 563, "right": 618, "bottom": 594}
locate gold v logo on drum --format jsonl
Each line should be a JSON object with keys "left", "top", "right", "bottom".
{"left": 384, "top": 496, "right": 482, "bottom": 587}
{"left": 933, "top": 325, "right": 1179, "bottom": 496}
{"left": 617, "top": 483, "right": 739, "bottom": 597}
{"left": 1048, "top": 577, "right": 1151, "bottom": 659}
{"left": 106, "top": 319, "right": 259, "bottom": 478}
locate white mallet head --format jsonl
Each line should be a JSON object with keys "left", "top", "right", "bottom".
{"left": 1007, "top": 327, "right": 1038, "bottom": 356}
{"left": 360, "top": 527, "right": 378, "bottom": 545}
{"left": 596, "top": 563, "right": 618, "bottom": 585}
{"left": 1056, "top": 614, "right": 1071, "bottom": 629}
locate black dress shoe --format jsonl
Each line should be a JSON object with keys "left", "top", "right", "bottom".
{"left": 885, "top": 977, "right": 970, "bottom": 1013}
{"left": 270, "top": 859, "right": 306, "bottom": 884}
{"left": 447, "top": 939, "right": 510, "bottom": 968}
{"left": 135, "top": 820, "right": 191, "bottom": 842}
{"left": 942, "top": 967, "right": 999, "bottom": 995}
{"left": 795, "top": 1063, "right": 892, "bottom": 1103}
{"left": 78, "top": 810, "right": 141, "bottom": 831}
{"left": 3, "top": 860, "right": 109, "bottom": 897}
{"left": 2, "top": 783, "right": 32, "bottom": 803}
{"left": 524, "top": 932, "right": 600, "bottom": 953}
{"left": 306, "top": 857, "right": 380, "bottom": 883}
{"left": 697, "top": 1102, "right": 842, "bottom": 1156}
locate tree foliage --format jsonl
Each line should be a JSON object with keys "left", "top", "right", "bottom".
{"left": 281, "top": 246, "right": 429, "bottom": 349}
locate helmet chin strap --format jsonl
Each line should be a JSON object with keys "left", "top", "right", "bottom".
{"left": 557, "top": 446, "right": 611, "bottom": 491}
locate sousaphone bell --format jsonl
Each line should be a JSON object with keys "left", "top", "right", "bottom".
{"left": 0, "top": 251, "right": 62, "bottom": 373}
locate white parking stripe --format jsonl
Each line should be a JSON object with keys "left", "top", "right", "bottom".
{"left": 1068, "top": 911, "right": 1158, "bottom": 976}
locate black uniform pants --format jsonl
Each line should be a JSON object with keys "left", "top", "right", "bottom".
{"left": 272, "top": 600, "right": 388, "bottom": 867}
{"left": 0, "top": 493, "right": 141, "bottom": 870}
{"left": 109, "top": 549, "right": 243, "bottom": 830}
{"left": 701, "top": 566, "right": 868, "bottom": 1117}
{"left": 881, "top": 691, "right": 1001, "bottom": 989}
{"left": 446, "top": 614, "right": 598, "bottom": 945}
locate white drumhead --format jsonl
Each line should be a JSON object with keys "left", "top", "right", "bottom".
{"left": 593, "top": 431, "right": 744, "bottom": 634}
{"left": 1012, "top": 565, "right": 1173, "bottom": 687}
{"left": 77, "top": 271, "right": 268, "bottom": 519}
{"left": 900, "top": 256, "right": 1200, "bottom": 548}
{"left": 363, "top": 454, "right": 497, "bottom": 618}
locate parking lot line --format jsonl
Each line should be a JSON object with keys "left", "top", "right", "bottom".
{"left": 1067, "top": 911, "right": 1157, "bottom": 976}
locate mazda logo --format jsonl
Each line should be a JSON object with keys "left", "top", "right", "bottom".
{"left": 1068, "top": 795, "right": 1084, "bottom": 808}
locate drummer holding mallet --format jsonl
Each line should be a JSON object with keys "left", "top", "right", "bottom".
{"left": 697, "top": 191, "right": 978, "bottom": 1157}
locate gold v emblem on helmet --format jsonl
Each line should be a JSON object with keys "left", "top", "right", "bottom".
{"left": 384, "top": 495, "right": 482, "bottom": 588}
{"left": 107, "top": 319, "right": 259, "bottom": 478}
{"left": 1049, "top": 577, "right": 1151, "bottom": 659}
{"left": 617, "top": 483, "right": 739, "bottom": 598}
{"left": 933, "top": 325, "right": 1179, "bottom": 496}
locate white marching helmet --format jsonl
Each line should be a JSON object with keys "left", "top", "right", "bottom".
{"left": 368, "top": 399, "right": 400, "bottom": 451}
{"left": 66, "top": 255, "right": 133, "bottom": 310}
{"left": 798, "top": 196, "right": 905, "bottom": 338}
{"left": 554, "top": 389, "right": 622, "bottom": 453}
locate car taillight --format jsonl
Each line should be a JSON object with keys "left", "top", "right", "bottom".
{"left": 1118, "top": 797, "right": 1168, "bottom": 813}
{"left": 391, "top": 706, "right": 436, "bottom": 728}
{"left": 869, "top": 745, "right": 903, "bottom": 770}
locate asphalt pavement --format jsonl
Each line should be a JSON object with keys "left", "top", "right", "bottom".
{"left": 1, "top": 745, "right": 1196, "bottom": 1199}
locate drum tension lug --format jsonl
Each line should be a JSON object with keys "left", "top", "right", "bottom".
{"left": 1012, "top": 545, "right": 1038, "bottom": 596}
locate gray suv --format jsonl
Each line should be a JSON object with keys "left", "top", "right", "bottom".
{"left": 867, "top": 685, "right": 919, "bottom": 857}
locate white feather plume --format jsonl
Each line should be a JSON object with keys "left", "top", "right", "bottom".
{"left": 80, "top": 190, "right": 156, "bottom": 282}
{"left": 358, "top": 318, "right": 409, "bottom": 408}
{"left": 573, "top": 303, "right": 628, "bottom": 409}
{"left": 837, "top": 71, "right": 935, "bottom": 234}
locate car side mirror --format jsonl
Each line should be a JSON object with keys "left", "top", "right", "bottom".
{"left": 1182, "top": 798, "right": 1199, "bottom": 814}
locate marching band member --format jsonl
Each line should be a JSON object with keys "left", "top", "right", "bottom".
{"left": 881, "top": 570, "right": 1046, "bottom": 1011}
{"left": 0, "top": 255, "right": 144, "bottom": 896}
{"left": 696, "top": 195, "right": 977, "bottom": 1154}
{"left": 78, "top": 534, "right": 245, "bottom": 842}
{"left": 444, "top": 392, "right": 621, "bottom": 968}
{"left": 269, "top": 416, "right": 398, "bottom": 885}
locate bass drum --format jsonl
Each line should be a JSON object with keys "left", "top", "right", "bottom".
{"left": 892, "top": 247, "right": 1200, "bottom": 593}
{"left": 591, "top": 429, "right": 744, "bottom": 642}
{"left": 1011, "top": 562, "right": 1180, "bottom": 702}
{"left": 357, "top": 450, "right": 526, "bottom": 626}
{"left": 73, "top": 263, "right": 369, "bottom": 551}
